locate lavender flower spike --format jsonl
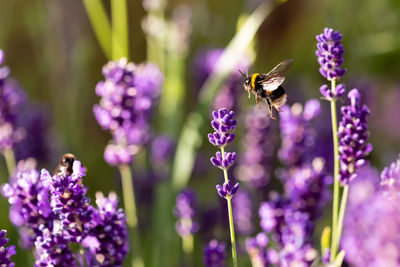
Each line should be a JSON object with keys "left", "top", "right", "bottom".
{"left": 0, "top": 230, "right": 16, "bottom": 267}
{"left": 316, "top": 28, "right": 346, "bottom": 80}
{"left": 338, "top": 89, "right": 372, "bottom": 185}
{"left": 174, "top": 189, "right": 199, "bottom": 237}
{"left": 203, "top": 240, "right": 227, "bottom": 267}
{"left": 208, "top": 108, "right": 237, "bottom": 148}
{"left": 381, "top": 154, "right": 400, "bottom": 187}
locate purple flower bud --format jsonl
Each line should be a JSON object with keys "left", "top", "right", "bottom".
{"left": 216, "top": 180, "right": 240, "bottom": 199}
{"left": 210, "top": 151, "right": 236, "bottom": 169}
{"left": 316, "top": 28, "right": 346, "bottom": 80}
{"left": 174, "top": 189, "right": 199, "bottom": 237}
{"left": 208, "top": 108, "right": 237, "bottom": 148}
{"left": 320, "top": 83, "right": 346, "bottom": 101}
{"left": 203, "top": 240, "right": 227, "bottom": 267}
{"left": 0, "top": 230, "right": 16, "bottom": 267}
{"left": 338, "top": 89, "right": 372, "bottom": 185}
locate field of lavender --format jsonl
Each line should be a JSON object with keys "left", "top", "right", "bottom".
{"left": 1, "top": 0, "right": 400, "bottom": 266}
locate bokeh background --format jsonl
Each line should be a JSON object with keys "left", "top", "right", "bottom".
{"left": 1, "top": 0, "right": 400, "bottom": 266}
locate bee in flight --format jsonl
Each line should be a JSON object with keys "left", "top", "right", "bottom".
{"left": 240, "top": 59, "right": 293, "bottom": 119}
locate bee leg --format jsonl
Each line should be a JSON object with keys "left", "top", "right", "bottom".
{"left": 264, "top": 97, "right": 276, "bottom": 119}
{"left": 255, "top": 95, "right": 261, "bottom": 109}
{"left": 248, "top": 90, "right": 251, "bottom": 99}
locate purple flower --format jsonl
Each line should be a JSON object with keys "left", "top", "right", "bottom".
{"left": 278, "top": 100, "right": 321, "bottom": 166}
{"left": 93, "top": 58, "right": 163, "bottom": 166}
{"left": 216, "top": 180, "right": 240, "bottom": 199}
{"left": 316, "top": 28, "right": 346, "bottom": 80}
{"left": 232, "top": 189, "right": 254, "bottom": 235}
{"left": 203, "top": 240, "right": 227, "bottom": 267}
{"left": 236, "top": 107, "right": 275, "bottom": 187}
{"left": 341, "top": 165, "right": 400, "bottom": 267}
{"left": 34, "top": 226, "right": 77, "bottom": 267}
{"left": 246, "top": 233, "right": 269, "bottom": 267}
{"left": 41, "top": 159, "right": 92, "bottom": 242}
{"left": 1, "top": 159, "right": 52, "bottom": 248}
{"left": 338, "top": 89, "right": 372, "bottom": 185}
{"left": 210, "top": 151, "right": 237, "bottom": 169}
{"left": 0, "top": 230, "right": 16, "bottom": 267}
{"left": 83, "top": 192, "right": 129, "bottom": 267}
{"left": 174, "top": 189, "right": 199, "bottom": 237}
{"left": 208, "top": 108, "right": 237, "bottom": 148}
{"left": 0, "top": 50, "right": 26, "bottom": 151}
{"left": 320, "top": 83, "right": 346, "bottom": 101}
{"left": 381, "top": 154, "right": 400, "bottom": 187}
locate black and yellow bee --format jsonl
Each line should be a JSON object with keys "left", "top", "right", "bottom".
{"left": 53, "top": 153, "right": 76, "bottom": 175}
{"left": 241, "top": 59, "right": 293, "bottom": 119}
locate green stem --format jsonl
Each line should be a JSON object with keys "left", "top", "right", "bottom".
{"left": 182, "top": 234, "right": 193, "bottom": 255}
{"left": 119, "top": 164, "right": 143, "bottom": 267}
{"left": 82, "top": 0, "right": 112, "bottom": 59}
{"left": 329, "top": 79, "right": 340, "bottom": 263}
{"left": 220, "top": 147, "right": 238, "bottom": 267}
{"left": 333, "top": 185, "right": 349, "bottom": 259}
{"left": 112, "top": 0, "right": 129, "bottom": 59}
{"left": 3, "top": 148, "right": 16, "bottom": 176}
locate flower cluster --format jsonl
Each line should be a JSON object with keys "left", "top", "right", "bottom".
{"left": 83, "top": 192, "right": 129, "bottom": 267}
{"left": 208, "top": 109, "right": 237, "bottom": 148}
{"left": 320, "top": 83, "right": 346, "bottom": 101}
{"left": 236, "top": 107, "right": 275, "bottom": 187}
{"left": 41, "top": 160, "right": 92, "bottom": 242}
{"left": 338, "top": 89, "right": 372, "bottom": 185}
{"left": 203, "top": 240, "right": 227, "bottom": 267}
{"left": 232, "top": 189, "right": 254, "bottom": 235}
{"left": 316, "top": 28, "right": 346, "bottom": 80}
{"left": 0, "top": 230, "right": 16, "bottom": 267}
{"left": 1, "top": 159, "right": 52, "bottom": 248}
{"left": 0, "top": 49, "right": 26, "bottom": 152}
{"left": 93, "top": 58, "right": 163, "bottom": 166}
{"left": 174, "top": 189, "right": 199, "bottom": 237}
{"left": 278, "top": 100, "right": 321, "bottom": 167}
{"left": 341, "top": 165, "right": 400, "bottom": 267}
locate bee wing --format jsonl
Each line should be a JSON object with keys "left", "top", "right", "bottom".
{"left": 260, "top": 59, "right": 293, "bottom": 91}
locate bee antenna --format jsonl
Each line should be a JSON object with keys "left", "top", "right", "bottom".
{"left": 238, "top": 69, "right": 246, "bottom": 78}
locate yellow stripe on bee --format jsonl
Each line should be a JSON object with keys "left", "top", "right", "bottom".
{"left": 251, "top": 73, "right": 260, "bottom": 89}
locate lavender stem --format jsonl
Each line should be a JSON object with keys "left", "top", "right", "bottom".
{"left": 220, "top": 147, "right": 238, "bottom": 267}
{"left": 329, "top": 79, "right": 340, "bottom": 263}
{"left": 333, "top": 184, "right": 349, "bottom": 259}
{"left": 119, "top": 164, "right": 143, "bottom": 267}
{"left": 111, "top": 0, "right": 129, "bottom": 59}
{"left": 3, "top": 148, "right": 16, "bottom": 175}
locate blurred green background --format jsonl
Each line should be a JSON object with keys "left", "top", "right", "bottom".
{"left": 1, "top": 0, "right": 400, "bottom": 266}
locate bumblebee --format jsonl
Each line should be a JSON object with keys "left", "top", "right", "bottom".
{"left": 53, "top": 153, "right": 76, "bottom": 175}
{"left": 241, "top": 59, "right": 293, "bottom": 119}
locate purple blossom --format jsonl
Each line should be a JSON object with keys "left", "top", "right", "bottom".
{"left": 174, "top": 189, "right": 199, "bottom": 237}
{"left": 381, "top": 154, "right": 400, "bottom": 187}
{"left": 1, "top": 159, "right": 52, "bottom": 248}
{"left": 320, "top": 83, "right": 346, "bottom": 101}
{"left": 338, "top": 89, "right": 372, "bottom": 185}
{"left": 245, "top": 233, "right": 269, "bottom": 267}
{"left": 0, "top": 230, "right": 16, "bottom": 267}
{"left": 341, "top": 165, "right": 400, "bottom": 267}
{"left": 278, "top": 100, "right": 321, "bottom": 167}
{"left": 41, "top": 160, "right": 92, "bottom": 242}
{"left": 208, "top": 108, "right": 237, "bottom": 148}
{"left": 236, "top": 107, "right": 275, "bottom": 187}
{"left": 0, "top": 50, "right": 26, "bottom": 151}
{"left": 34, "top": 226, "right": 76, "bottom": 267}
{"left": 203, "top": 240, "right": 227, "bottom": 267}
{"left": 216, "top": 180, "right": 240, "bottom": 199}
{"left": 316, "top": 28, "right": 346, "bottom": 80}
{"left": 83, "top": 192, "right": 129, "bottom": 267}
{"left": 93, "top": 58, "right": 163, "bottom": 166}
{"left": 232, "top": 189, "right": 254, "bottom": 235}
{"left": 210, "top": 151, "right": 236, "bottom": 169}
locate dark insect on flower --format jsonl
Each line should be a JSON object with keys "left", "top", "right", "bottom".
{"left": 241, "top": 59, "right": 293, "bottom": 119}
{"left": 53, "top": 153, "right": 76, "bottom": 175}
